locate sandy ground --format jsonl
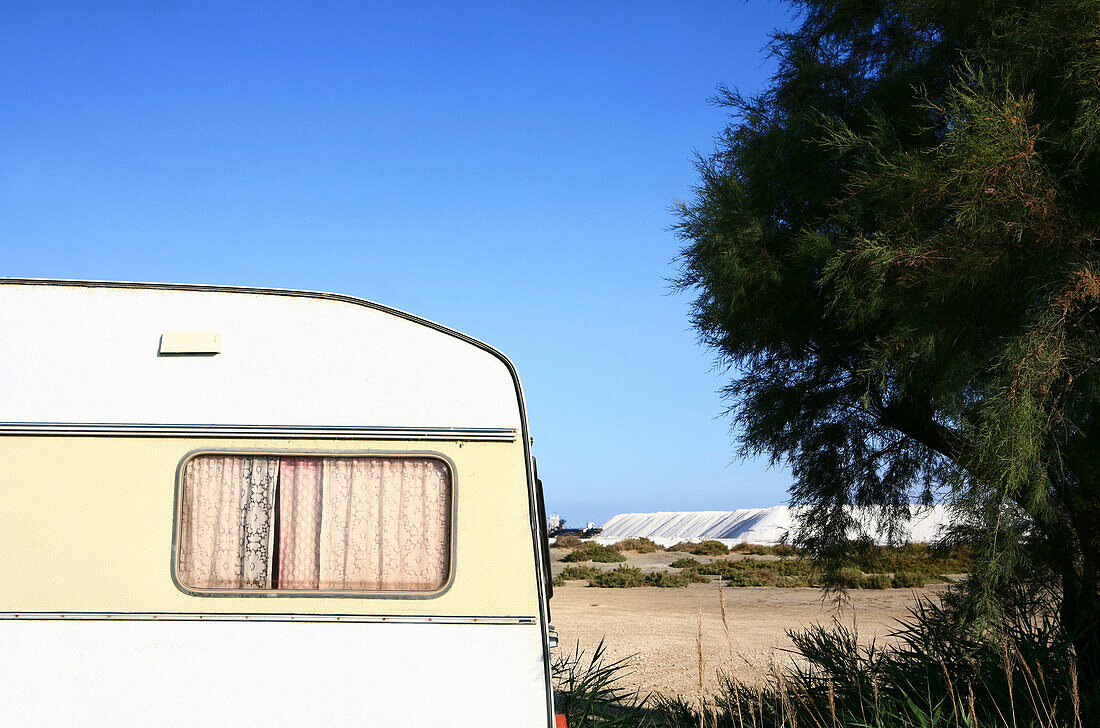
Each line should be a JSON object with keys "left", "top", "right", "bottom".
{"left": 548, "top": 547, "right": 950, "bottom": 698}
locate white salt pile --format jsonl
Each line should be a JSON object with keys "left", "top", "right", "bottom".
{"left": 594, "top": 505, "right": 953, "bottom": 547}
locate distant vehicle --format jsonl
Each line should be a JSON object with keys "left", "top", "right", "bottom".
{"left": 0, "top": 279, "right": 562, "bottom": 727}
{"left": 549, "top": 526, "right": 603, "bottom": 539}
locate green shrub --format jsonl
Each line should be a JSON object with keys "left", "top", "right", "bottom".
{"left": 676, "top": 557, "right": 818, "bottom": 586}
{"left": 826, "top": 566, "right": 867, "bottom": 589}
{"left": 665, "top": 540, "right": 731, "bottom": 555}
{"left": 892, "top": 570, "right": 928, "bottom": 588}
{"left": 864, "top": 573, "right": 892, "bottom": 589}
{"left": 841, "top": 541, "right": 973, "bottom": 575}
{"left": 643, "top": 571, "right": 694, "bottom": 587}
{"left": 611, "top": 537, "right": 662, "bottom": 553}
{"left": 730, "top": 542, "right": 802, "bottom": 556}
{"left": 690, "top": 540, "right": 729, "bottom": 556}
{"left": 552, "top": 533, "right": 584, "bottom": 549}
{"left": 558, "top": 565, "right": 603, "bottom": 582}
{"left": 551, "top": 575, "right": 564, "bottom": 587}
{"left": 562, "top": 543, "right": 626, "bottom": 563}
{"left": 590, "top": 566, "right": 646, "bottom": 588}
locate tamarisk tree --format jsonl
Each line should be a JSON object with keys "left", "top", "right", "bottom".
{"left": 675, "top": 0, "right": 1100, "bottom": 681}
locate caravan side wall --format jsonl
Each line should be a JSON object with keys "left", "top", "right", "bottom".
{"left": 0, "top": 282, "right": 553, "bottom": 727}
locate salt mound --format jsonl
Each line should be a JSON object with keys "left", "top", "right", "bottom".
{"left": 594, "top": 505, "right": 953, "bottom": 547}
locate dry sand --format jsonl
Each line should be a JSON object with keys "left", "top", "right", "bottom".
{"left": 548, "top": 547, "right": 949, "bottom": 698}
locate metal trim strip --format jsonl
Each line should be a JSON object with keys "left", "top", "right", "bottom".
{"left": 0, "top": 612, "right": 536, "bottom": 624}
{"left": 0, "top": 423, "right": 516, "bottom": 441}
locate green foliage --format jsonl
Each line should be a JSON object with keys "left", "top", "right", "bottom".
{"left": 562, "top": 544, "right": 627, "bottom": 563}
{"left": 828, "top": 567, "right": 866, "bottom": 589}
{"left": 863, "top": 573, "right": 893, "bottom": 590}
{"left": 611, "top": 537, "right": 663, "bottom": 554}
{"left": 551, "top": 640, "right": 654, "bottom": 727}
{"left": 590, "top": 566, "right": 647, "bottom": 588}
{"left": 674, "top": 0, "right": 1100, "bottom": 671}
{"left": 667, "top": 540, "right": 730, "bottom": 555}
{"left": 552, "top": 534, "right": 584, "bottom": 549}
{"left": 669, "top": 557, "right": 703, "bottom": 570}
{"left": 684, "top": 557, "right": 817, "bottom": 587}
{"left": 690, "top": 540, "right": 730, "bottom": 556}
{"left": 851, "top": 541, "right": 972, "bottom": 575}
{"left": 642, "top": 571, "right": 690, "bottom": 589}
{"left": 893, "top": 571, "right": 932, "bottom": 589}
{"left": 670, "top": 543, "right": 957, "bottom": 588}
{"left": 558, "top": 565, "right": 604, "bottom": 582}
{"left": 730, "top": 542, "right": 801, "bottom": 557}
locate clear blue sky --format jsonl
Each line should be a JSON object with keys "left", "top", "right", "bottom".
{"left": 1, "top": 1, "right": 796, "bottom": 526}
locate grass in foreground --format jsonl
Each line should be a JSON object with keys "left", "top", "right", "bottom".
{"left": 553, "top": 589, "right": 1089, "bottom": 727}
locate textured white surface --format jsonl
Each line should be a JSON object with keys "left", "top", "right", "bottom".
{"left": 0, "top": 620, "right": 549, "bottom": 727}
{"left": 0, "top": 283, "right": 521, "bottom": 429}
{"left": 596, "top": 506, "right": 954, "bottom": 546}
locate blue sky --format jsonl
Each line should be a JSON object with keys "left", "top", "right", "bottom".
{"left": 1, "top": 1, "right": 796, "bottom": 525}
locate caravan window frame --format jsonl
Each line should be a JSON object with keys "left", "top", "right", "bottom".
{"left": 171, "top": 448, "right": 458, "bottom": 599}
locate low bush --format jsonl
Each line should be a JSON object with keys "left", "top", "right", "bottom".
{"left": 552, "top": 533, "right": 584, "bottom": 549}
{"left": 689, "top": 540, "right": 729, "bottom": 556}
{"left": 611, "top": 537, "right": 662, "bottom": 553}
{"left": 730, "top": 542, "right": 802, "bottom": 557}
{"left": 689, "top": 558, "right": 818, "bottom": 587}
{"left": 666, "top": 540, "right": 730, "bottom": 555}
{"left": 562, "top": 543, "right": 627, "bottom": 563}
{"left": 582, "top": 566, "right": 709, "bottom": 588}
{"left": 826, "top": 566, "right": 867, "bottom": 589}
{"left": 892, "top": 570, "right": 929, "bottom": 588}
{"left": 643, "top": 571, "right": 702, "bottom": 588}
{"left": 669, "top": 557, "right": 703, "bottom": 570}
{"left": 842, "top": 540, "right": 973, "bottom": 575}
{"left": 863, "top": 573, "right": 892, "bottom": 589}
{"left": 558, "top": 565, "right": 604, "bottom": 582}
{"left": 590, "top": 566, "right": 647, "bottom": 588}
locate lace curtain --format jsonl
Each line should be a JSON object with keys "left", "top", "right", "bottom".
{"left": 276, "top": 457, "right": 324, "bottom": 589}
{"left": 178, "top": 454, "right": 451, "bottom": 592}
{"left": 315, "top": 457, "right": 450, "bottom": 591}
{"left": 178, "top": 456, "right": 279, "bottom": 588}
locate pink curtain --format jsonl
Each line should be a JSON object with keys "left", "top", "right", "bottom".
{"left": 180, "top": 455, "right": 450, "bottom": 592}
{"left": 275, "top": 457, "right": 451, "bottom": 593}
{"left": 315, "top": 457, "right": 450, "bottom": 591}
{"left": 276, "top": 458, "right": 323, "bottom": 589}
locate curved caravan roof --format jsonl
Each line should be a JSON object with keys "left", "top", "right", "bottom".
{"left": 0, "top": 280, "right": 523, "bottom": 435}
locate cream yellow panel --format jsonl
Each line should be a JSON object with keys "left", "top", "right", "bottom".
{"left": 0, "top": 437, "right": 538, "bottom": 616}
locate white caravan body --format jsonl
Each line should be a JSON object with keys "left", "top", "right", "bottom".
{"left": 0, "top": 279, "right": 556, "bottom": 727}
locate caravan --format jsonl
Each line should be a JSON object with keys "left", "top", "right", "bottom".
{"left": 0, "top": 279, "right": 558, "bottom": 726}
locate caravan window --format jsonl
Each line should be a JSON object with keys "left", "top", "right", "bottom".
{"left": 176, "top": 454, "right": 452, "bottom": 594}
